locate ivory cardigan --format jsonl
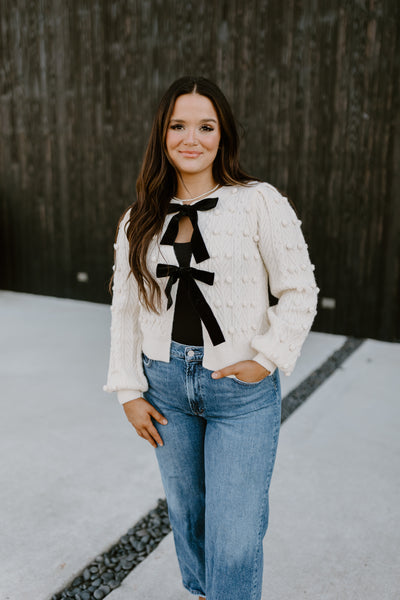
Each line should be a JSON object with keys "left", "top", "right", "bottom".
{"left": 103, "top": 181, "right": 319, "bottom": 404}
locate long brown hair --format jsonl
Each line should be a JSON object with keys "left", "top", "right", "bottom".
{"left": 109, "top": 76, "right": 259, "bottom": 312}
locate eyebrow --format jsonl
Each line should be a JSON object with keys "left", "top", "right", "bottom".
{"left": 170, "top": 118, "right": 217, "bottom": 123}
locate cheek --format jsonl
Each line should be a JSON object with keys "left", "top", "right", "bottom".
{"left": 166, "top": 131, "right": 180, "bottom": 151}
{"left": 212, "top": 131, "right": 221, "bottom": 151}
{"left": 204, "top": 134, "right": 220, "bottom": 153}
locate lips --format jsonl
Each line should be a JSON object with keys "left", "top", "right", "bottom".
{"left": 179, "top": 151, "right": 201, "bottom": 158}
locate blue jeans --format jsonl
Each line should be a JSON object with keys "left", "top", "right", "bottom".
{"left": 142, "top": 341, "right": 282, "bottom": 600}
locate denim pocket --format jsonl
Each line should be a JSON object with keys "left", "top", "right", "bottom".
{"left": 142, "top": 353, "right": 153, "bottom": 368}
{"left": 231, "top": 374, "right": 271, "bottom": 386}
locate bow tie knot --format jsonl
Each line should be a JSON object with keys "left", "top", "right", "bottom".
{"left": 179, "top": 204, "right": 193, "bottom": 216}
{"left": 156, "top": 262, "right": 224, "bottom": 346}
{"left": 160, "top": 197, "right": 219, "bottom": 263}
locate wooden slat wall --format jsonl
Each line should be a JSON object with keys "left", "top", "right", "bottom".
{"left": 0, "top": 0, "right": 399, "bottom": 340}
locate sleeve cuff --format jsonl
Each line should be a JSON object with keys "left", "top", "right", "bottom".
{"left": 117, "top": 389, "right": 144, "bottom": 405}
{"left": 252, "top": 353, "right": 277, "bottom": 375}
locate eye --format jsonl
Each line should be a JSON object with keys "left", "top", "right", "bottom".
{"left": 200, "top": 125, "right": 214, "bottom": 132}
{"left": 170, "top": 124, "right": 184, "bottom": 130}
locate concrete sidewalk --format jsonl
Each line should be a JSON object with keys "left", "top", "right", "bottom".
{"left": 0, "top": 291, "right": 399, "bottom": 600}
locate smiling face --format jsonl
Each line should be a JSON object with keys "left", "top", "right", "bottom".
{"left": 165, "top": 93, "right": 221, "bottom": 180}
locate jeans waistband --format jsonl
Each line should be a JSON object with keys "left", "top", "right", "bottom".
{"left": 170, "top": 340, "right": 204, "bottom": 361}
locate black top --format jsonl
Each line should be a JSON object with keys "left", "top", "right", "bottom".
{"left": 171, "top": 241, "right": 204, "bottom": 345}
{"left": 156, "top": 196, "right": 225, "bottom": 347}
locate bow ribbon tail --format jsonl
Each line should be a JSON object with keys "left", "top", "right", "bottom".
{"left": 187, "top": 278, "right": 225, "bottom": 346}
{"left": 191, "top": 224, "right": 210, "bottom": 262}
{"left": 156, "top": 263, "right": 178, "bottom": 309}
{"left": 164, "top": 274, "right": 177, "bottom": 309}
{"left": 160, "top": 214, "right": 180, "bottom": 246}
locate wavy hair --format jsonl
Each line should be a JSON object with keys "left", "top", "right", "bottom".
{"left": 109, "top": 76, "right": 259, "bottom": 312}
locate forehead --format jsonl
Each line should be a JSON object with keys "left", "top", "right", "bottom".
{"left": 170, "top": 93, "right": 218, "bottom": 121}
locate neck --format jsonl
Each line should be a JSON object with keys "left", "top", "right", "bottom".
{"left": 175, "top": 174, "right": 218, "bottom": 201}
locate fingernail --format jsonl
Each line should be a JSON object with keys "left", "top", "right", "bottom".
{"left": 211, "top": 372, "right": 219, "bottom": 379}
{"left": 162, "top": 419, "right": 168, "bottom": 424}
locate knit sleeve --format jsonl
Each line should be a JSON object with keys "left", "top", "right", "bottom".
{"left": 102, "top": 211, "right": 149, "bottom": 404}
{"left": 250, "top": 182, "right": 319, "bottom": 376}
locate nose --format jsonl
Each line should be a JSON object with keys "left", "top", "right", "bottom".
{"left": 183, "top": 127, "right": 198, "bottom": 145}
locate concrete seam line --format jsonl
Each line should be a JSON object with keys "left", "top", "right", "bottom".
{"left": 50, "top": 336, "right": 365, "bottom": 600}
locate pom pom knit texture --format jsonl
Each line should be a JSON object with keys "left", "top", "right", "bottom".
{"left": 103, "top": 181, "right": 319, "bottom": 404}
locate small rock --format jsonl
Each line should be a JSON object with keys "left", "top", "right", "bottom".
{"left": 136, "top": 529, "right": 148, "bottom": 537}
{"left": 100, "top": 585, "right": 110, "bottom": 594}
{"left": 83, "top": 569, "right": 91, "bottom": 581}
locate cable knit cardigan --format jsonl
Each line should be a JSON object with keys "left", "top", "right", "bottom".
{"left": 103, "top": 181, "right": 319, "bottom": 404}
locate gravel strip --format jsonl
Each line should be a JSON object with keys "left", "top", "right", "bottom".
{"left": 51, "top": 499, "right": 171, "bottom": 600}
{"left": 51, "top": 336, "right": 364, "bottom": 600}
{"left": 281, "top": 336, "right": 365, "bottom": 422}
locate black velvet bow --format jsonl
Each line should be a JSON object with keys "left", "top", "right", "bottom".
{"left": 160, "top": 197, "right": 218, "bottom": 263}
{"left": 156, "top": 263, "right": 225, "bottom": 346}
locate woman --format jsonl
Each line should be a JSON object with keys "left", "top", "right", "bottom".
{"left": 104, "top": 76, "right": 319, "bottom": 600}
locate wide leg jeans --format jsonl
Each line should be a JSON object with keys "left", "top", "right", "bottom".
{"left": 142, "top": 340, "right": 282, "bottom": 600}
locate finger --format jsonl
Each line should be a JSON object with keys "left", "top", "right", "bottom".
{"left": 147, "top": 423, "right": 164, "bottom": 447}
{"left": 138, "top": 428, "right": 158, "bottom": 449}
{"left": 211, "top": 363, "right": 237, "bottom": 379}
{"left": 150, "top": 406, "right": 168, "bottom": 425}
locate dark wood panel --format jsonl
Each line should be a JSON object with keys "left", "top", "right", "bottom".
{"left": 0, "top": 0, "right": 399, "bottom": 340}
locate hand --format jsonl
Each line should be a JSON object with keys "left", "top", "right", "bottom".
{"left": 211, "top": 360, "right": 270, "bottom": 383}
{"left": 122, "top": 397, "right": 168, "bottom": 448}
